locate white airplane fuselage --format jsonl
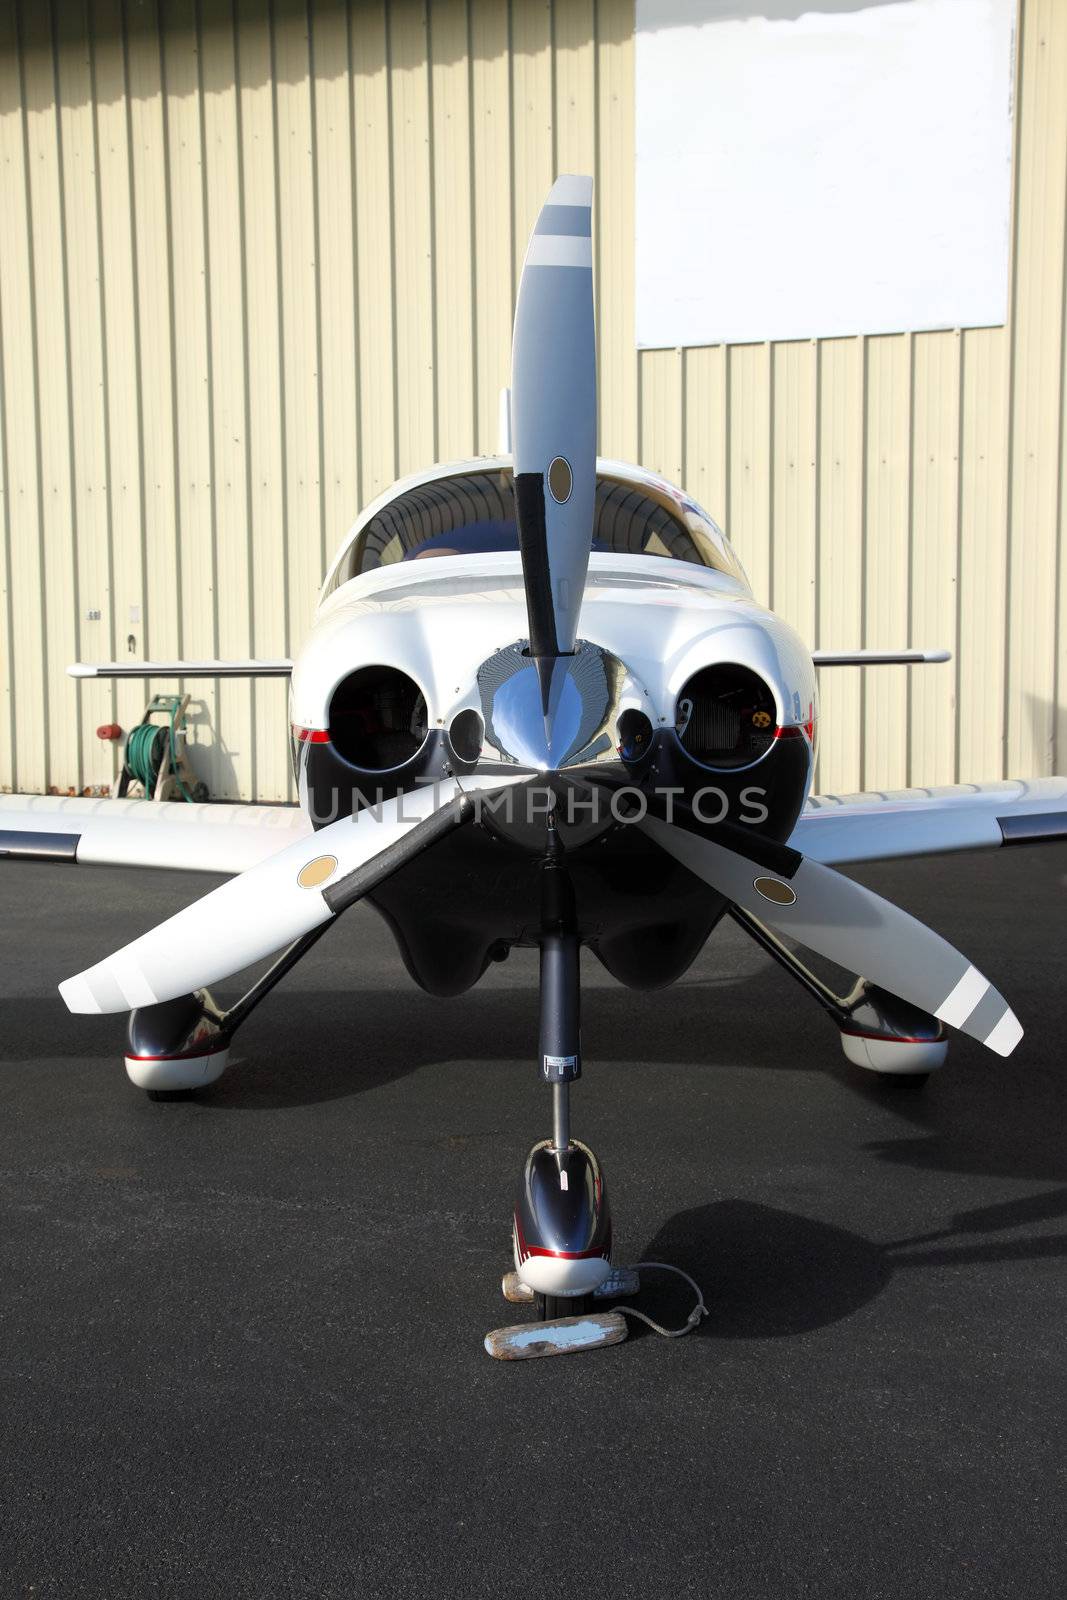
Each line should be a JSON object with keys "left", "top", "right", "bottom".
{"left": 284, "top": 457, "right": 819, "bottom": 996}
{"left": 292, "top": 551, "right": 818, "bottom": 757}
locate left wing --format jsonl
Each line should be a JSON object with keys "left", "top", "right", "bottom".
{"left": 0, "top": 794, "right": 311, "bottom": 875}
{"left": 792, "top": 779, "right": 1067, "bottom": 866}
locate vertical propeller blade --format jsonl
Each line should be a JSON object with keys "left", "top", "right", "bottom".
{"left": 511, "top": 175, "right": 597, "bottom": 661}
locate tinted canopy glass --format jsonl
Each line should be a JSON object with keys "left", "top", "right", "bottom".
{"left": 326, "top": 467, "right": 746, "bottom": 592}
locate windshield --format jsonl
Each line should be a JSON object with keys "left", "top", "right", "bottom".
{"left": 325, "top": 467, "right": 747, "bottom": 593}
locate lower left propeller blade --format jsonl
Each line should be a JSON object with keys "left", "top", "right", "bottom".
{"left": 58, "top": 782, "right": 485, "bottom": 1014}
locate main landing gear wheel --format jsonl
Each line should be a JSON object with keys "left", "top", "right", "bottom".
{"left": 839, "top": 1025, "right": 947, "bottom": 1083}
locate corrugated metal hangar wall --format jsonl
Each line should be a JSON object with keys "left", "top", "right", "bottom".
{"left": 0, "top": 0, "right": 1064, "bottom": 803}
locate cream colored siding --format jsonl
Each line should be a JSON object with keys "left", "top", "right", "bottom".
{"left": 817, "top": 338, "right": 864, "bottom": 796}
{"left": 863, "top": 334, "right": 910, "bottom": 792}
{"left": 430, "top": 0, "right": 476, "bottom": 463}
{"left": 1, "top": 0, "right": 1065, "bottom": 801}
{"left": 0, "top": 2, "right": 44, "bottom": 794}
{"left": 1008, "top": 0, "right": 1066, "bottom": 782}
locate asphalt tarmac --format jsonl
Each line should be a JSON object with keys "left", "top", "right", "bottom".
{"left": 1, "top": 845, "right": 1065, "bottom": 1599}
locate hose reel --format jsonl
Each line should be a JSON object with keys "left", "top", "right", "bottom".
{"left": 111, "top": 694, "right": 208, "bottom": 803}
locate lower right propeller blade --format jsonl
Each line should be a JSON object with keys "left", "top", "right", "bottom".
{"left": 638, "top": 812, "right": 1022, "bottom": 1056}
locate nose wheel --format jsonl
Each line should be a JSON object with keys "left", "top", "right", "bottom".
{"left": 535, "top": 1293, "right": 590, "bottom": 1321}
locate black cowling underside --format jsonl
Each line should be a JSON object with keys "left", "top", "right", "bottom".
{"left": 353, "top": 727, "right": 811, "bottom": 996}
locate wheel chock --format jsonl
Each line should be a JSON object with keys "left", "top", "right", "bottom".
{"left": 595, "top": 1266, "right": 640, "bottom": 1298}
{"left": 484, "top": 1310, "right": 628, "bottom": 1360}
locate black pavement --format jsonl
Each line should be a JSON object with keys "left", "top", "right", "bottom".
{"left": 1, "top": 846, "right": 1065, "bottom": 1599}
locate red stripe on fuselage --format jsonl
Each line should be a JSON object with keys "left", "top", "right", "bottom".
{"left": 512, "top": 1209, "right": 611, "bottom": 1263}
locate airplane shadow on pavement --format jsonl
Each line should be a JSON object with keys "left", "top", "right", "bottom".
{"left": 639, "top": 1188, "right": 1067, "bottom": 1339}
{"left": 5, "top": 936, "right": 1065, "bottom": 1188}
{"left": 4, "top": 965, "right": 1065, "bottom": 1345}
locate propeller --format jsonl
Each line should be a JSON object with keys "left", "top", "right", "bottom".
{"left": 59, "top": 779, "right": 514, "bottom": 1015}
{"left": 511, "top": 174, "right": 597, "bottom": 670}
{"left": 637, "top": 810, "right": 1022, "bottom": 1057}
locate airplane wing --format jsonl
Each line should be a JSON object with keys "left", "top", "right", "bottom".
{"left": 0, "top": 794, "right": 311, "bottom": 875}
{"left": 67, "top": 659, "right": 292, "bottom": 678}
{"left": 792, "top": 779, "right": 1067, "bottom": 866}
{"left": 6, "top": 780, "right": 1066, "bottom": 876}
{"left": 811, "top": 648, "right": 950, "bottom": 666}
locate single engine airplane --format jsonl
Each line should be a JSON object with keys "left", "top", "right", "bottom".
{"left": 3, "top": 176, "right": 1065, "bottom": 1352}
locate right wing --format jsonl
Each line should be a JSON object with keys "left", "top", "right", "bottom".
{"left": 811, "top": 649, "right": 950, "bottom": 667}
{"left": 791, "top": 779, "right": 1067, "bottom": 866}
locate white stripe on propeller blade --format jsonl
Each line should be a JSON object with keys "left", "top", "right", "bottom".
{"left": 525, "top": 235, "right": 593, "bottom": 269}
{"left": 935, "top": 965, "right": 990, "bottom": 1028}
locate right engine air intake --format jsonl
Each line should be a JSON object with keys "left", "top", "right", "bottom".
{"left": 675, "top": 663, "right": 778, "bottom": 770}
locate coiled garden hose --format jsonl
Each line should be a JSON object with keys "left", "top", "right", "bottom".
{"left": 123, "top": 704, "right": 197, "bottom": 803}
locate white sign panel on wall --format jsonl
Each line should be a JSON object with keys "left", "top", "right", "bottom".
{"left": 635, "top": 0, "right": 1015, "bottom": 349}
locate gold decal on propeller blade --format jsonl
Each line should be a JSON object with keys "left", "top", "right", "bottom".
{"left": 754, "top": 876, "right": 797, "bottom": 906}
{"left": 298, "top": 854, "right": 339, "bottom": 889}
{"left": 548, "top": 456, "right": 573, "bottom": 503}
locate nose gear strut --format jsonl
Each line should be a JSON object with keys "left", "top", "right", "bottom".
{"left": 483, "top": 806, "right": 707, "bottom": 1359}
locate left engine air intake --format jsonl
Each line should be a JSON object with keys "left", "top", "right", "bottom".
{"left": 328, "top": 666, "right": 429, "bottom": 772}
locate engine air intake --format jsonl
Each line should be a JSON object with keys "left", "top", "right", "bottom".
{"left": 675, "top": 664, "right": 777, "bottom": 770}
{"left": 328, "top": 666, "right": 428, "bottom": 771}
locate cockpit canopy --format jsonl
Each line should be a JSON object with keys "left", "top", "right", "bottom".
{"left": 322, "top": 462, "right": 749, "bottom": 597}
